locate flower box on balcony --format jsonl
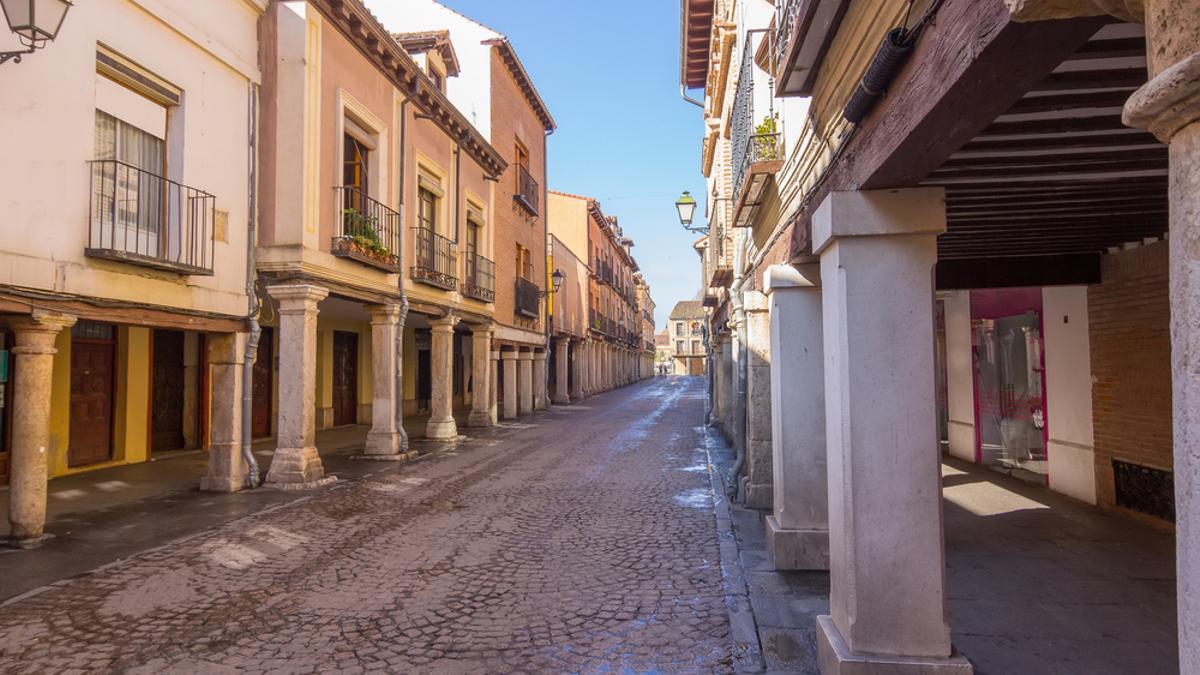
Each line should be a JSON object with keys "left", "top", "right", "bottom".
{"left": 332, "top": 236, "right": 401, "bottom": 273}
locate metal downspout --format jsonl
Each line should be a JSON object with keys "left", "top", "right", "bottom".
{"left": 240, "top": 83, "right": 262, "bottom": 488}
{"left": 396, "top": 99, "right": 411, "bottom": 447}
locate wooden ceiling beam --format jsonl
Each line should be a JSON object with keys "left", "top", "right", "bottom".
{"left": 958, "top": 130, "right": 1158, "bottom": 153}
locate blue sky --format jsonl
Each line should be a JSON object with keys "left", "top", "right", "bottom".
{"left": 439, "top": 0, "right": 708, "bottom": 329}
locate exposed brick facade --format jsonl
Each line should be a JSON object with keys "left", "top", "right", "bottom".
{"left": 489, "top": 47, "right": 548, "bottom": 342}
{"left": 1088, "top": 241, "right": 1173, "bottom": 514}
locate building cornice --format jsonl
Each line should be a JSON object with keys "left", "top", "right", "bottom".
{"left": 482, "top": 37, "right": 556, "bottom": 131}
{"left": 313, "top": 0, "right": 507, "bottom": 177}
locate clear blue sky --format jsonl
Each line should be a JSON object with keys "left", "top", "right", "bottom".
{"left": 439, "top": 0, "right": 708, "bottom": 329}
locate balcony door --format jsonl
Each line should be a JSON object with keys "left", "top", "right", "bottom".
{"left": 69, "top": 322, "right": 116, "bottom": 468}
{"left": 332, "top": 331, "right": 359, "bottom": 427}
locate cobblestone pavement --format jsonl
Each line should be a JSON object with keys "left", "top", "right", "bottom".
{"left": 0, "top": 377, "right": 734, "bottom": 673}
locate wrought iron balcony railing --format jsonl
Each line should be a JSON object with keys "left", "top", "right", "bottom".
{"left": 775, "top": 0, "right": 800, "bottom": 84}
{"left": 334, "top": 186, "right": 402, "bottom": 272}
{"left": 515, "top": 277, "right": 540, "bottom": 319}
{"left": 462, "top": 253, "right": 495, "bottom": 303}
{"left": 514, "top": 164, "right": 539, "bottom": 215}
{"left": 412, "top": 226, "right": 457, "bottom": 291}
{"left": 87, "top": 159, "right": 216, "bottom": 275}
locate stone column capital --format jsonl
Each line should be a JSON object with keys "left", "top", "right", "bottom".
{"left": 502, "top": 350, "right": 519, "bottom": 361}
{"left": 268, "top": 284, "right": 329, "bottom": 312}
{"left": 812, "top": 188, "right": 947, "bottom": 255}
{"left": 429, "top": 315, "right": 461, "bottom": 332}
{"left": 469, "top": 321, "right": 494, "bottom": 335}
{"left": 367, "top": 303, "right": 403, "bottom": 324}
{"left": 517, "top": 351, "right": 533, "bottom": 361}
{"left": 491, "top": 349, "right": 501, "bottom": 360}
{"left": 6, "top": 311, "right": 77, "bottom": 354}
{"left": 1125, "top": 52, "right": 1200, "bottom": 142}
{"left": 765, "top": 264, "right": 821, "bottom": 295}
{"left": 555, "top": 335, "right": 571, "bottom": 347}
{"left": 533, "top": 350, "right": 548, "bottom": 362}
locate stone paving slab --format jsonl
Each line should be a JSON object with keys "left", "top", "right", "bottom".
{"left": 0, "top": 377, "right": 736, "bottom": 672}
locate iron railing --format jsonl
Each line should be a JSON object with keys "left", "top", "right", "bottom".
{"left": 731, "top": 35, "right": 783, "bottom": 204}
{"left": 334, "top": 186, "right": 401, "bottom": 272}
{"left": 775, "top": 0, "right": 799, "bottom": 81}
{"left": 462, "top": 253, "right": 495, "bottom": 303}
{"left": 515, "top": 277, "right": 540, "bottom": 318}
{"left": 87, "top": 159, "right": 215, "bottom": 275}
{"left": 515, "top": 164, "right": 539, "bottom": 215}
{"left": 412, "top": 226, "right": 457, "bottom": 291}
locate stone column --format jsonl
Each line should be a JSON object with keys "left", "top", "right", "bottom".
{"left": 5, "top": 312, "right": 75, "bottom": 545}
{"left": 490, "top": 349, "right": 500, "bottom": 425}
{"left": 554, "top": 337, "right": 571, "bottom": 404}
{"left": 517, "top": 350, "right": 534, "bottom": 415}
{"left": 425, "top": 315, "right": 460, "bottom": 440}
{"left": 502, "top": 349, "right": 518, "bottom": 420}
{"left": 467, "top": 325, "right": 493, "bottom": 427}
{"left": 812, "top": 189, "right": 969, "bottom": 673}
{"left": 265, "top": 284, "right": 329, "bottom": 488}
{"left": 533, "top": 349, "right": 549, "bottom": 410}
{"left": 741, "top": 290, "right": 773, "bottom": 510}
{"left": 762, "top": 265, "right": 829, "bottom": 570}
{"left": 365, "top": 304, "right": 407, "bottom": 455}
{"left": 570, "top": 338, "right": 585, "bottom": 401}
{"left": 710, "top": 334, "right": 724, "bottom": 422}
{"left": 202, "top": 332, "right": 248, "bottom": 492}
{"left": 719, "top": 336, "right": 734, "bottom": 432}
{"left": 581, "top": 339, "right": 592, "bottom": 397}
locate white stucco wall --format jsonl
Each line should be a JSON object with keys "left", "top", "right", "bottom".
{"left": 1043, "top": 285, "right": 1097, "bottom": 504}
{"left": 942, "top": 291, "right": 977, "bottom": 462}
{"left": 366, "top": 0, "right": 498, "bottom": 139}
{"left": 0, "top": 0, "right": 263, "bottom": 317}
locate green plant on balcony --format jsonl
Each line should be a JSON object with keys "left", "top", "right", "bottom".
{"left": 753, "top": 114, "right": 779, "bottom": 160}
{"left": 342, "top": 207, "right": 388, "bottom": 256}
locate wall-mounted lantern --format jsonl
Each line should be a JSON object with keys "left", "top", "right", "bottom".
{"left": 1, "top": 0, "right": 72, "bottom": 66}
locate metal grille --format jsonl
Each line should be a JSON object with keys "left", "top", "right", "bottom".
{"left": 515, "top": 164, "right": 539, "bottom": 215}
{"left": 333, "top": 186, "right": 401, "bottom": 271}
{"left": 515, "top": 277, "right": 540, "bottom": 318}
{"left": 412, "top": 226, "right": 458, "bottom": 291}
{"left": 463, "top": 254, "right": 495, "bottom": 303}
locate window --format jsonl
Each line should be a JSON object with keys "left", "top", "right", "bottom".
{"left": 675, "top": 322, "right": 684, "bottom": 337}
{"left": 418, "top": 187, "right": 437, "bottom": 232}
{"left": 692, "top": 340, "right": 701, "bottom": 355}
{"left": 93, "top": 109, "right": 166, "bottom": 244}
{"left": 676, "top": 340, "right": 685, "bottom": 354}
{"left": 343, "top": 133, "right": 369, "bottom": 193}
{"left": 430, "top": 66, "right": 445, "bottom": 93}
{"left": 516, "top": 245, "right": 532, "bottom": 280}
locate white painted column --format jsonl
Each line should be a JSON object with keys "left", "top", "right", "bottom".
{"left": 742, "top": 290, "right": 774, "bottom": 510}
{"left": 502, "top": 350, "right": 519, "bottom": 420}
{"left": 533, "top": 350, "right": 549, "bottom": 410}
{"left": 942, "top": 290, "right": 976, "bottom": 462}
{"left": 365, "top": 304, "right": 407, "bottom": 455}
{"left": 426, "top": 315, "right": 460, "bottom": 440}
{"left": 813, "top": 189, "right": 970, "bottom": 673}
{"left": 5, "top": 312, "right": 75, "bottom": 545}
{"left": 554, "top": 337, "right": 571, "bottom": 404}
{"left": 265, "top": 284, "right": 330, "bottom": 487}
{"left": 517, "top": 350, "right": 533, "bottom": 415}
{"left": 202, "top": 332, "right": 249, "bottom": 492}
{"left": 467, "top": 326, "right": 493, "bottom": 428}
{"left": 763, "top": 265, "right": 828, "bottom": 570}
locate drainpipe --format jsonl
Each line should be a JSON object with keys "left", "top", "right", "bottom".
{"left": 680, "top": 84, "right": 704, "bottom": 109}
{"left": 726, "top": 227, "right": 748, "bottom": 500}
{"left": 240, "top": 83, "right": 262, "bottom": 488}
{"left": 395, "top": 99, "right": 411, "bottom": 444}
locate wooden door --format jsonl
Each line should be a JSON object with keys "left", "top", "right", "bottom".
{"left": 151, "top": 330, "right": 185, "bottom": 453}
{"left": 69, "top": 325, "right": 116, "bottom": 467}
{"left": 332, "top": 331, "right": 358, "bottom": 426}
{"left": 252, "top": 326, "right": 273, "bottom": 438}
{"left": 417, "top": 347, "right": 432, "bottom": 411}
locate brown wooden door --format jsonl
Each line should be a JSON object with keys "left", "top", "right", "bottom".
{"left": 69, "top": 329, "right": 115, "bottom": 467}
{"left": 252, "top": 326, "right": 273, "bottom": 438}
{"left": 151, "top": 330, "right": 185, "bottom": 453}
{"left": 332, "top": 331, "right": 358, "bottom": 426}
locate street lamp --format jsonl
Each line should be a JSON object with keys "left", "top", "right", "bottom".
{"left": 539, "top": 269, "right": 565, "bottom": 298}
{"left": 675, "top": 190, "right": 705, "bottom": 234}
{"left": 0, "top": 0, "right": 72, "bottom": 66}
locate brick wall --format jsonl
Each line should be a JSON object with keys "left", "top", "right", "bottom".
{"left": 1088, "top": 240, "right": 1173, "bottom": 515}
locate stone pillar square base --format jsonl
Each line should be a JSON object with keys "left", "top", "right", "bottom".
{"left": 364, "top": 430, "right": 407, "bottom": 457}
{"left": 201, "top": 441, "right": 248, "bottom": 493}
{"left": 816, "top": 616, "right": 972, "bottom": 675}
{"left": 765, "top": 515, "right": 829, "bottom": 571}
{"left": 466, "top": 410, "right": 492, "bottom": 428}
{"left": 265, "top": 446, "right": 329, "bottom": 488}
{"left": 425, "top": 418, "right": 459, "bottom": 440}
{"left": 739, "top": 475, "right": 774, "bottom": 510}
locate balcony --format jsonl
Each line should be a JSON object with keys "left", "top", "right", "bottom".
{"left": 515, "top": 277, "right": 540, "bottom": 319}
{"left": 731, "top": 37, "right": 784, "bottom": 229}
{"left": 774, "top": 0, "right": 850, "bottom": 97}
{"left": 86, "top": 159, "right": 215, "bottom": 275}
{"left": 514, "top": 164, "right": 539, "bottom": 215}
{"left": 333, "top": 187, "right": 402, "bottom": 272}
{"left": 412, "top": 226, "right": 458, "bottom": 291}
{"left": 462, "top": 253, "right": 495, "bottom": 303}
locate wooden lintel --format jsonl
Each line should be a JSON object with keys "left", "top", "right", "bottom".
{"left": 935, "top": 254, "right": 1101, "bottom": 289}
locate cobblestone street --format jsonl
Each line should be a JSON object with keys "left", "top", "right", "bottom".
{"left": 0, "top": 378, "right": 734, "bottom": 672}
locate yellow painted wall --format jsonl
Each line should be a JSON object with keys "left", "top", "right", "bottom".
{"left": 547, "top": 192, "right": 590, "bottom": 262}
{"left": 47, "top": 330, "right": 72, "bottom": 477}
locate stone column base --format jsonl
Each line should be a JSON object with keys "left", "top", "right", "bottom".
{"left": 552, "top": 393, "right": 570, "bottom": 405}
{"left": 364, "top": 429, "right": 407, "bottom": 456}
{"left": 425, "top": 418, "right": 459, "bottom": 440}
{"left": 466, "top": 410, "right": 492, "bottom": 428}
{"left": 570, "top": 392, "right": 585, "bottom": 402}
{"left": 816, "top": 615, "right": 973, "bottom": 674}
{"left": 740, "top": 476, "right": 774, "bottom": 510}
{"left": 765, "top": 515, "right": 829, "bottom": 570}
{"left": 201, "top": 442, "right": 248, "bottom": 493}
{"left": 265, "top": 446, "right": 327, "bottom": 488}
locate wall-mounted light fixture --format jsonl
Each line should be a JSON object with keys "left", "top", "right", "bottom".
{"left": 0, "top": 0, "right": 72, "bottom": 66}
